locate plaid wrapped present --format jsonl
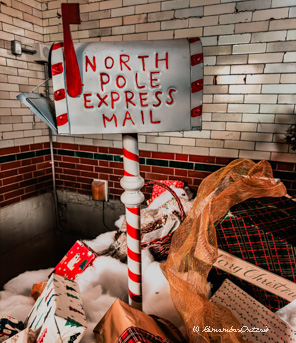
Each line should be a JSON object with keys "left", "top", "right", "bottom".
{"left": 117, "top": 327, "right": 173, "bottom": 343}
{"left": 3, "top": 328, "right": 36, "bottom": 343}
{"left": 0, "top": 315, "right": 24, "bottom": 342}
{"left": 26, "top": 274, "right": 86, "bottom": 343}
{"left": 50, "top": 240, "right": 99, "bottom": 281}
{"left": 210, "top": 195, "right": 296, "bottom": 312}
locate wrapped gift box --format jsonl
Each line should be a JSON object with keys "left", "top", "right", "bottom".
{"left": 50, "top": 240, "right": 99, "bottom": 280}
{"left": 210, "top": 279, "right": 295, "bottom": 342}
{"left": 26, "top": 274, "right": 86, "bottom": 343}
{"left": 0, "top": 315, "right": 24, "bottom": 342}
{"left": 3, "top": 328, "right": 36, "bottom": 343}
{"left": 211, "top": 196, "right": 296, "bottom": 311}
{"left": 93, "top": 299, "right": 185, "bottom": 343}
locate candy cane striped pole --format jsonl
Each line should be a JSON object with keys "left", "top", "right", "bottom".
{"left": 120, "top": 133, "right": 145, "bottom": 310}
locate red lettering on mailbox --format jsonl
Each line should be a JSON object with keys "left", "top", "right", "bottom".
{"left": 123, "top": 111, "right": 135, "bottom": 126}
{"left": 103, "top": 113, "right": 117, "bottom": 128}
{"left": 85, "top": 56, "right": 96, "bottom": 72}
{"left": 84, "top": 93, "right": 94, "bottom": 108}
{"left": 125, "top": 91, "right": 136, "bottom": 108}
{"left": 120, "top": 54, "right": 131, "bottom": 71}
{"left": 100, "top": 73, "right": 110, "bottom": 92}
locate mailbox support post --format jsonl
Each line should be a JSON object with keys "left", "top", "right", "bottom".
{"left": 120, "top": 133, "right": 145, "bottom": 310}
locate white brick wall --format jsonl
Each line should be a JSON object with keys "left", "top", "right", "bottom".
{"left": 1, "top": 0, "right": 296, "bottom": 162}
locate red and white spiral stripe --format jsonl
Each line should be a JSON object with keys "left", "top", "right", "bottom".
{"left": 189, "top": 37, "right": 203, "bottom": 130}
{"left": 121, "top": 133, "right": 143, "bottom": 310}
{"left": 51, "top": 43, "right": 70, "bottom": 134}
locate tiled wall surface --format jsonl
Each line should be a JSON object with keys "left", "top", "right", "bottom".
{"left": 1, "top": 0, "right": 296, "bottom": 208}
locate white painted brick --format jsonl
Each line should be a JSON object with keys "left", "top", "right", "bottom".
{"left": 242, "top": 113, "right": 275, "bottom": 123}
{"left": 13, "top": 137, "right": 34, "bottom": 146}
{"left": 226, "top": 122, "right": 257, "bottom": 131}
{"left": 246, "top": 74, "right": 280, "bottom": 84}
{"left": 254, "top": 31, "right": 287, "bottom": 44}
{"left": 271, "top": 152, "right": 296, "bottom": 163}
{"left": 195, "top": 138, "right": 223, "bottom": 148}
{"left": 136, "top": 3, "right": 161, "bottom": 14}
{"left": 3, "top": 131, "right": 24, "bottom": 139}
{"left": 239, "top": 150, "right": 271, "bottom": 160}
{"left": 204, "top": 56, "right": 216, "bottom": 66}
{"left": 170, "top": 137, "right": 195, "bottom": 146}
{"left": 148, "top": 11, "right": 174, "bottom": 22}
{"left": 210, "top": 148, "right": 238, "bottom": 158}
{"left": 245, "top": 94, "right": 277, "bottom": 104}
{"left": 233, "top": 43, "right": 266, "bottom": 54}
{"left": 157, "top": 144, "right": 182, "bottom": 153}
{"left": 203, "top": 46, "right": 232, "bottom": 56}
{"left": 219, "top": 33, "right": 250, "bottom": 45}
{"left": 228, "top": 103, "right": 260, "bottom": 113}
{"left": 189, "top": 16, "right": 219, "bottom": 28}
{"left": 56, "top": 136, "right": 75, "bottom": 144}
{"left": 275, "top": 114, "right": 296, "bottom": 124}
{"left": 0, "top": 124, "right": 13, "bottom": 132}
{"left": 112, "top": 25, "right": 134, "bottom": 35}
{"left": 212, "top": 113, "right": 242, "bottom": 122}
{"left": 124, "top": 0, "right": 146, "bottom": 5}
{"left": 123, "top": 32, "right": 147, "bottom": 40}
{"left": 262, "top": 84, "right": 296, "bottom": 94}
{"left": 260, "top": 104, "right": 294, "bottom": 113}
{"left": 257, "top": 123, "right": 291, "bottom": 133}
{"left": 253, "top": 8, "right": 289, "bottom": 21}
{"left": 229, "top": 85, "right": 261, "bottom": 94}
{"left": 184, "top": 130, "right": 210, "bottom": 138}
{"left": 159, "top": 132, "right": 183, "bottom": 137}
{"left": 0, "top": 140, "right": 14, "bottom": 148}
{"left": 162, "top": 0, "right": 189, "bottom": 11}
{"left": 265, "top": 63, "right": 296, "bottom": 73}
{"left": 220, "top": 12, "right": 252, "bottom": 25}
{"left": 278, "top": 95, "right": 296, "bottom": 104}
{"left": 111, "top": 6, "right": 134, "bottom": 17}
{"left": 204, "top": 85, "right": 229, "bottom": 94}
{"left": 287, "top": 29, "right": 296, "bottom": 42}
{"left": 146, "top": 136, "right": 169, "bottom": 144}
{"left": 204, "top": 24, "right": 234, "bottom": 36}
{"left": 235, "top": 21, "right": 269, "bottom": 33}
{"left": 100, "top": 0, "right": 122, "bottom": 10}
{"left": 102, "top": 134, "right": 122, "bottom": 141}
{"left": 272, "top": 133, "right": 286, "bottom": 143}
{"left": 216, "top": 75, "right": 245, "bottom": 84}
{"left": 217, "top": 55, "right": 248, "bottom": 65}
{"left": 237, "top": 0, "right": 271, "bottom": 12}
{"left": 200, "top": 36, "right": 218, "bottom": 46}
{"left": 182, "top": 146, "right": 209, "bottom": 155}
{"left": 211, "top": 131, "right": 240, "bottom": 140}
{"left": 204, "top": 3, "right": 235, "bottom": 16}
{"left": 271, "top": 0, "right": 296, "bottom": 8}
{"left": 204, "top": 66, "right": 230, "bottom": 75}
{"left": 202, "top": 122, "right": 226, "bottom": 130}
{"left": 136, "top": 22, "right": 160, "bottom": 32}
{"left": 231, "top": 64, "right": 264, "bottom": 74}
{"left": 214, "top": 94, "right": 244, "bottom": 103}
{"left": 12, "top": 123, "right": 32, "bottom": 130}
{"left": 225, "top": 140, "right": 255, "bottom": 150}
{"left": 175, "top": 7, "right": 203, "bottom": 18}
{"left": 148, "top": 30, "right": 173, "bottom": 40}
{"left": 241, "top": 132, "right": 272, "bottom": 142}
{"left": 113, "top": 141, "right": 123, "bottom": 148}
{"left": 256, "top": 142, "right": 288, "bottom": 152}
{"left": 161, "top": 19, "right": 188, "bottom": 30}
{"left": 174, "top": 28, "right": 203, "bottom": 39}
{"left": 202, "top": 104, "right": 227, "bottom": 113}
{"left": 249, "top": 52, "right": 283, "bottom": 64}
{"left": 203, "top": 95, "right": 213, "bottom": 103}
{"left": 284, "top": 52, "right": 296, "bottom": 62}
{"left": 290, "top": 7, "right": 296, "bottom": 18}
{"left": 201, "top": 113, "right": 211, "bottom": 121}
{"left": 267, "top": 41, "right": 296, "bottom": 52}
{"left": 190, "top": 0, "right": 219, "bottom": 5}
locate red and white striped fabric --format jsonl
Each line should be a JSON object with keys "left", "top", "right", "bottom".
{"left": 146, "top": 180, "right": 185, "bottom": 206}
{"left": 51, "top": 43, "right": 70, "bottom": 134}
{"left": 189, "top": 37, "right": 203, "bottom": 130}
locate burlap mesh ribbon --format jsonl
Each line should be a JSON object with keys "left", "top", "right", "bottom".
{"left": 161, "top": 159, "right": 287, "bottom": 343}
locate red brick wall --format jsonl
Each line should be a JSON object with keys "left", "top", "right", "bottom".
{"left": 1, "top": 142, "right": 295, "bottom": 209}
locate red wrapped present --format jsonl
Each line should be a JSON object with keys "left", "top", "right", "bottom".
{"left": 50, "top": 240, "right": 99, "bottom": 280}
{"left": 146, "top": 180, "right": 184, "bottom": 206}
